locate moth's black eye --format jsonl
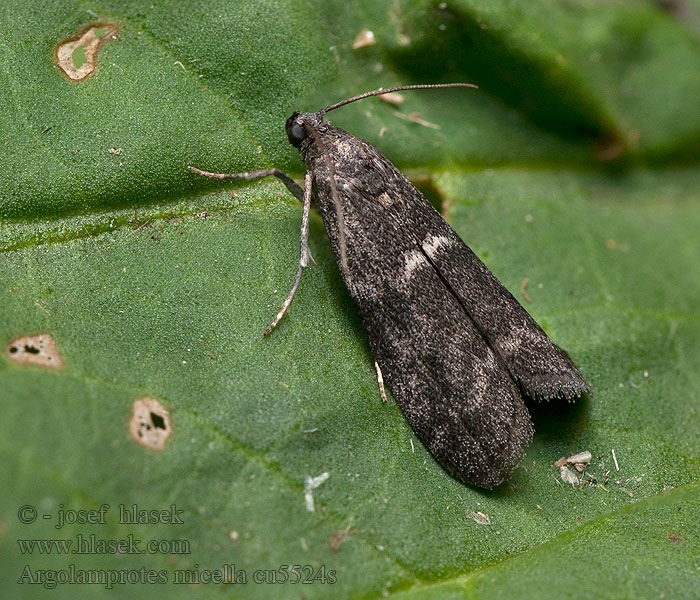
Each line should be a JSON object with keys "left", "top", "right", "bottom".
{"left": 287, "top": 123, "right": 306, "bottom": 147}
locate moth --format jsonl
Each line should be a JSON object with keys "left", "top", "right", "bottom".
{"left": 190, "top": 83, "right": 591, "bottom": 489}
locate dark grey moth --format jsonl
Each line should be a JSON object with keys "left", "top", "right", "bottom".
{"left": 190, "top": 83, "right": 591, "bottom": 489}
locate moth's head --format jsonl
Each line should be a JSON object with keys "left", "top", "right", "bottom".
{"left": 285, "top": 111, "right": 325, "bottom": 148}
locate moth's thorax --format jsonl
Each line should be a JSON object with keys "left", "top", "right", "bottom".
{"left": 286, "top": 111, "right": 397, "bottom": 201}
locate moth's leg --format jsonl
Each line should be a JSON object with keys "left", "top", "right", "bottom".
{"left": 189, "top": 165, "right": 317, "bottom": 265}
{"left": 375, "top": 361, "right": 388, "bottom": 403}
{"left": 188, "top": 166, "right": 304, "bottom": 202}
{"left": 189, "top": 165, "right": 316, "bottom": 329}
{"left": 263, "top": 171, "right": 314, "bottom": 336}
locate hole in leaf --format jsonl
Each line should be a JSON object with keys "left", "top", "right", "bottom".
{"left": 6, "top": 334, "right": 62, "bottom": 369}
{"left": 150, "top": 412, "right": 166, "bottom": 429}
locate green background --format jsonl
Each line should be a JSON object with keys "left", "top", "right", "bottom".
{"left": 1, "top": 1, "right": 699, "bottom": 598}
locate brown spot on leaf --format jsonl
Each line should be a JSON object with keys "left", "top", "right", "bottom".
{"left": 597, "top": 136, "right": 624, "bottom": 162}
{"left": 668, "top": 533, "right": 683, "bottom": 544}
{"left": 129, "top": 397, "right": 171, "bottom": 450}
{"left": 55, "top": 24, "right": 119, "bottom": 81}
{"left": 606, "top": 239, "right": 629, "bottom": 252}
{"left": 6, "top": 334, "right": 62, "bottom": 369}
{"left": 328, "top": 524, "right": 355, "bottom": 551}
{"left": 328, "top": 529, "right": 348, "bottom": 551}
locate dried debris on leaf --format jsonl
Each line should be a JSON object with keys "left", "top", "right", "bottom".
{"left": 304, "top": 472, "right": 330, "bottom": 512}
{"left": 559, "top": 465, "right": 580, "bottom": 486}
{"left": 352, "top": 29, "right": 376, "bottom": 49}
{"left": 553, "top": 450, "right": 643, "bottom": 497}
{"left": 465, "top": 509, "right": 491, "bottom": 525}
{"left": 568, "top": 451, "right": 592, "bottom": 465}
{"left": 379, "top": 92, "right": 404, "bottom": 106}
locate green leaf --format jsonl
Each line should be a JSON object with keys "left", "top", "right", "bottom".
{"left": 1, "top": 1, "right": 699, "bottom": 599}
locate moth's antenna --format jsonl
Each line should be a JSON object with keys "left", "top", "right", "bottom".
{"left": 320, "top": 82, "right": 477, "bottom": 115}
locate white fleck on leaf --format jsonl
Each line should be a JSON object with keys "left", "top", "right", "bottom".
{"left": 567, "top": 451, "right": 592, "bottom": 464}
{"left": 304, "top": 472, "right": 330, "bottom": 512}
{"left": 560, "top": 465, "right": 579, "bottom": 486}
{"left": 466, "top": 509, "right": 491, "bottom": 525}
